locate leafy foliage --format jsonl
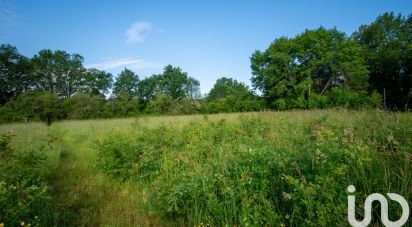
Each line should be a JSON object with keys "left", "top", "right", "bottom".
{"left": 63, "top": 93, "right": 105, "bottom": 119}
{"left": 0, "top": 44, "right": 33, "bottom": 105}
{"left": 31, "top": 49, "right": 85, "bottom": 99}
{"left": 12, "top": 91, "right": 62, "bottom": 125}
{"left": 112, "top": 68, "right": 139, "bottom": 99}
{"left": 353, "top": 12, "right": 412, "bottom": 110}
{"left": 95, "top": 112, "right": 412, "bottom": 226}
{"left": 206, "top": 77, "right": 264, "bottom": 113}
{"left": 1, "top": 11, "right": 411, "bottom": 124}
{"left": 80, "top": 68, "right": 113, "bottom": 96}
{"left": 0, "top": 135, "right": 57, "bottom": 226}
{"left": 251, "top": 27, "right": 370, "bottom": 109}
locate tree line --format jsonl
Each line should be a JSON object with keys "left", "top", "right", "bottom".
{"left": 251, "top": 12, "right": 411, "bottom": 110}
{"left": 0, "top": 12, "right": 411, "bottom": 124}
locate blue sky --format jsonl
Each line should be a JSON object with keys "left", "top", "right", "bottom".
{"left": 0, "top": 1, "right": 411, "bottom": 94}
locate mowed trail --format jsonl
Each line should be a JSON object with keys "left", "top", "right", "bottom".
{"left": 0, "top": 113, "right": 264, "bottom": 226}
{"left": 49, "top": 119, "right": 165, "bottom": 226}
{"left": 48, "top": 114, "right": 244, "bottom": 226}
{"left": 0, "top": 115, "right": 231, "bottom": 226}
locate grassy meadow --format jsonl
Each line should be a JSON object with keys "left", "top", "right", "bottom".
{"left": 0, "top": 109, "right": 411, "bottom": 226}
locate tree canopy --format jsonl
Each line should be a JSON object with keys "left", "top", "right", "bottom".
{"left": 112, "top": 68, "right": 139, "bottom": 99}
{"left": 208, "top": 77, "right": 252, "bottom": 101}
{"left": 0, "top": 11, "right": 411, "bottom": 124}
{"left": 251, "top": 27, "right": 369, "bottom": 108}
{"left": 31, "top": 49, "right": 85, "bottom": 99}
{"left": 81, "top": 68, "right": 113, "bottom": 96}
{"left": 353, "top": 12, "right": 412, "bottom": 110}
{"left": 206, "top": 77, "right": 263, "bottom": 113}
{"left": 137, "top": 65, "right": 201, "bottom": 102}
{"left": 0, "top": 44, "right": 33, "bottom": 105}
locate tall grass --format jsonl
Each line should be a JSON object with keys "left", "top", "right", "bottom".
{"left": 1, "top": 109, "right": 411, "bottom": 226}
{"left": 96, "top": 109, "right": 412, "bottom": 226}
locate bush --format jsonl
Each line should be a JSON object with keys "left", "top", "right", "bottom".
{"left": 94, "top": 113, "right": 411, "bottom": 226}
{"left": 366, "top": 91, "right": 382, "bottom": 108}
{"left": 10, "top": 91, "right": 62, "bottom": 125}
{"left": 273, "top": 98, "right": 287, "bottom": 110}
{"left": 308, "top": 94, "right": 329, "bottom": 109}
{"left": 63, "top": 93, "right": 105, "bottom": 119}
{"left": 0, "top": 106, "right": 17, "bottom": 123}
{"left": 0, "top": 134, "right": 56, "bottom": 226}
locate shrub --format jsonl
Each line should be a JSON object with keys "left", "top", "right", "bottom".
{"left": 63, "top": 93, "right": 105, "bottom": 119}
{"left": 0, "top": 106, "right": 17, "bottom": 123}
{"left": 95, "top": 113, "right": 412, "bottom": 226}
{"left": 0, "top": 135, "right": 56, "bottom": 226}
{"left": 366, "top": 91, "right": 382, "bottom": 108}
{"left": 273, "top": 99, "right": 287, "bottom": 110}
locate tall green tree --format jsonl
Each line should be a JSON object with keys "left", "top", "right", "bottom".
{"left": 81, "top": 68, "right": 113, "bottom": 96}
{"left": 137, "top": 65, "right": 201, "bottom": 102}
{"left": 296, "top": 28, "right": 369, "bottom": 93}
{"left": 31, "top": 49, "right": 85, "bottom": 98}
{"left": 353, "top": 12, "right": 412, "bottom": 110}
{"left": 137, "top": 74, "right": 162, "bottom": 102}
{"left": 184, "top": 77, "right": 201, "bottom": 100}
{"left": 0, "top": 44, "right": 33, "bottom": 104}
{"left": 13, "top": 91, "right": 61, "bottom": 125}
{"left": 251, "top": 27, "right": 369, "bottom": 108}
{"left": 63, "top": 93, "right": 105, "bottom": 119}
{"left": 112, "top": 68, "right": 139, "bottom": 99}
{"left": 208, "top": 77, "right": 251, "bottom": 100}
{"left": 206, "top": 77, "right": 263, "bottom": 113}
{"left": 161, "top": 65, "right": 190, "bottom": 100}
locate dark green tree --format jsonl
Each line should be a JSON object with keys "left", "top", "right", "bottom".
{"left": 161, "top": 65, "right": 190, "bottom": 100}
{"left": 63, "top": 93, "right": 105, "bottom": 119}
{"left": 147, "top": 92, "right": 176, "bottom": 114}
{"left": 296, "top": 28, "right": 369, "bottom": 93}
{"left": 137, "top": 74, "right": 162, "bottom": 102}
{"left": 112, "top": 68, "right": 139, "bottom": 99}
{"left": 137, "top": 65, "right": 201, "bottom": 102}
{"left": 251, "top": 27, "right": 369, "bottom": 108}
{"left": 184, "top": 77, "right": 201, "bottom": 100}
{"left": 13, "top": 91, "right": 61, "bottom": 125}
{"left": 106, "top": 94, "right": 140, "bottom": 117}
{"left": 81, "top": 68, "right": 113, "bottom": 96}
{"left": 0, "top": 44, "right": 33, "bottom": 104}
{"left": 353, "top": 12, "right": 412, "bottom": 110}
{"left": 207, "top": 77, "right": 263, "bottom": 113}
{"left": 31, "top": 49, "right": 85, "bottom": 98}
{"left": 208, "top": 77, "right": 252, "bottom": 100}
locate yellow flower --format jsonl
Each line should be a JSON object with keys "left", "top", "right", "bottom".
{"left": 20, "top": 221, "right": 24, "bottom": 226}
{"left": 34, "top": 216, "right": 38, "bottom": 219}
{"left": 0, "top": 222, "right": 4, "bottom": 227}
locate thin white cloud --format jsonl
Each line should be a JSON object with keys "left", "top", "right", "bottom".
{"left": 0, "top": 0, "right": 16, "bottom": 27}
{"left": 125, "top": 21, "right": 152, "bottom": 44}
{"left": 86, "top": 58, "right": 161, "bottom": 71}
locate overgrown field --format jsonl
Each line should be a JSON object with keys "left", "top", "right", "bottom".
{"left": 1, "top": 110, "right": 411, "bottom": 226}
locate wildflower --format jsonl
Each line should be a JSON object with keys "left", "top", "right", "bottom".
{"left": 0, "top": 222, "right": 4, "bottom": 227}
{"left": 280, "top": 224, "right": 285, "bottom": 227}
{"left": 20, "top": 221, "right": 25, "bottom": 226}
{"left": 34, "top": 216, "right": 38, "bottom": 219}
{"left": 282, "top": 192, "right": 291, "bottom": 201}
